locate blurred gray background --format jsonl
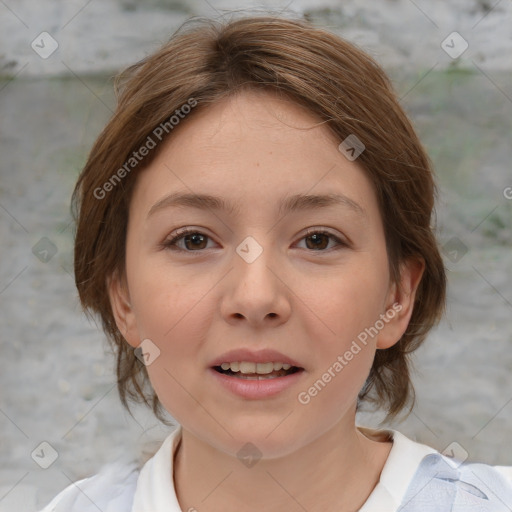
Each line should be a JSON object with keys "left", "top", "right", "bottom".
{"left": 1, "top": 0, "right": 511, "bottom": 510}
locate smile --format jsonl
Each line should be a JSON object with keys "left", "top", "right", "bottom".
{"left": 210, "top": 364, "right": 305, "bottom": 399}
{"left": 215, "top": 361, "right": 300, "bottom": 378}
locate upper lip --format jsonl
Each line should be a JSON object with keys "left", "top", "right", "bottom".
{"left": 209, "top": 348, "right": 303, "bottom": 368}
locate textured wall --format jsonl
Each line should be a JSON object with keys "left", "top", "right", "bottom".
{"left": 0, "top": 1, "right": 511, "bottom": 510}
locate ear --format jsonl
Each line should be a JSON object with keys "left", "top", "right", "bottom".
{"left": 376, "top": 258, "right": 425, "bottom": 350}
{"left": 107, "top": 270, "right": 140, "bottom": 348}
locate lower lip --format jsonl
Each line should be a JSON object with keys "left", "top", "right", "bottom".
{"left": 208, "top": 367, "right": 305, "bottom": 399}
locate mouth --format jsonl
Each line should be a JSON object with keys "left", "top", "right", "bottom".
{"left": 209, "top": 360, "right": 305, "bottom": 399}
{"left": 212, "top": 362, "right": 304, "bottom": 380}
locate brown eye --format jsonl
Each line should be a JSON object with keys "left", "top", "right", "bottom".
{"left": 162, "top": 228, "right": 347, "bottom": 254}
{"left": 305, "top": 232, "right": 330, "bottom": 250}
{"left": 299, "top": 230, "right": 347, "bottom": 251}
{"left": 163, "top": 229, "right": 213, "bottom": 252}
{"left": 181, "top": 233, "right": 209, "bottom": 250}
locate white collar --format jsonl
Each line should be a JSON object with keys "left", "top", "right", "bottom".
{"left": 132, "top": 424, "right": 437, "bottom": 512}
{"left": 131, "top": 426, "right": 183, "bottom": 511}
{"left": 358, "top": 426, "right": 437, "bottom": 511}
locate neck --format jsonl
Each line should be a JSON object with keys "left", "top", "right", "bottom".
{"left": 173, "top": 419, "right": 392, "bottom": 512}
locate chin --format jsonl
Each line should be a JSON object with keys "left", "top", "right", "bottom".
{"left": 214, "top": 418, "right": 309, "bottom": 459}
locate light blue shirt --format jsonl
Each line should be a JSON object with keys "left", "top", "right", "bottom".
{"left": 39, "top": 425, "right": 512, "bottom": 511}
{"left": 399, "top": 453, "right": 512, "bottom": 511}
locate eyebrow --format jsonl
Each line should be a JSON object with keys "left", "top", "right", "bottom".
{"left": 147, "top": 191, "right": 366, "bottom": 219}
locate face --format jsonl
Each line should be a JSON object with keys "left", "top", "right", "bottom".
{"left": 108, "top": 89, "right": 421, "bottom": 459}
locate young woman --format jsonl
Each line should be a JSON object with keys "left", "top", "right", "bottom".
{"left": 40, "top": 14, "right": 512, "bottom": 512}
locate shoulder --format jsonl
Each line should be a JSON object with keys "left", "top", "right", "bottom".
{"left": 38, "top": 460, "right": 140, "bottom": 512}
{"left": 362, "top": 426, "right": 512, "bottom": 512}
{"left": 400, "top": 451, "right": 512, "bottom": 511}
{"left": 495, "top": 465, "right": 512, "bottom": 483}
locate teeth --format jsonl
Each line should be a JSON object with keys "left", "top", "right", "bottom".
{"left": 219, "top": 362, "right": 293, "bottom": 374}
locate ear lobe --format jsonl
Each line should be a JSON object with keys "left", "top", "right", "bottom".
{"left": 107, "top": 270, "right": 140, "bottom": 348}
{"left": 377, "top": 258, "right": 425, "bottom": 350}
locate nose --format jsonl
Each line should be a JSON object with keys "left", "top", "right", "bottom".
{"left": 220, "top": 235, "right": 291, "bottom": 327}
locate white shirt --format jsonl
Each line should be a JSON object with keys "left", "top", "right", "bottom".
{"left": 39, "top": 424, "right": 512, "bottom": 511}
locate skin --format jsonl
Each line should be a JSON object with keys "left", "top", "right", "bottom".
{"left": 108, "top": 89, "right": 424, "bottom": 511}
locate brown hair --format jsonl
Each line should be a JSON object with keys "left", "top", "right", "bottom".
{"left": 72, "top": 14, "right": 446, "bottom": 426}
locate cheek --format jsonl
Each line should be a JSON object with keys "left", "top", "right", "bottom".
{"left": 133, "top": 283, "right": 213, "bottom": 421}
{"left": 125, "top": 254, "right": 214, "bottom": 393}
{"left": 132, "top": 278, "right": 211, "bottom": 355}
{"left": 297, "top": 278, "right": 381, "bottom": 419}
{"left": 127, "top": 246, "right": 209, "bottom": 336}
{"left": 311, "top": 260, "right": 389, "bottom": 342}
{"left": 297, "top": 256, "right": 388, "bottom": 399}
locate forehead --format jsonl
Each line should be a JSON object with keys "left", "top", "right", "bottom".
{"left": 129, "top": 89, "right": 381, "bottom": 224}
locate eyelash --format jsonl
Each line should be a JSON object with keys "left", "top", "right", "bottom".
{"left": 161, "top": 227, "right": 348, "bottom": 254}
